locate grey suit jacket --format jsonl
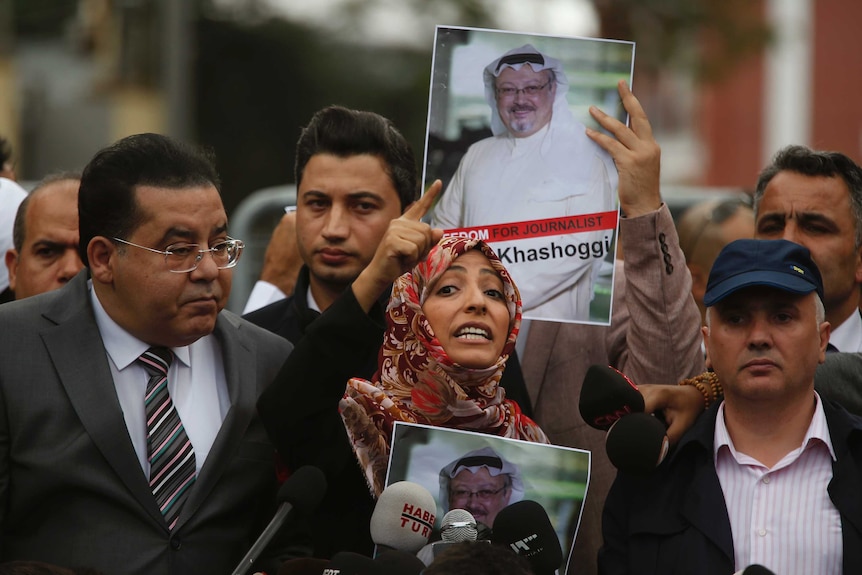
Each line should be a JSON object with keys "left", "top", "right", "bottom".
{"left": 817, "top": 352, "right": 862, "bottom": 414}
{"left": 521, "top": 204, "right": 706, "bottom": 575}
{"left": 0, "top": 271, "right": 292, "bottom": 575}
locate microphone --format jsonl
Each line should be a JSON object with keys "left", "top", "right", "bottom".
{"left": 605, "top": 412, "right": 670, "bottom": 475}
{"left": 416, "top": 509, "right": 483, "bottom": 566}
{"left": 324, "top": 551, "right": 379, "bottom": 575}
{"left": 276, "top": 557, "right": 329, "bottom": 575}
{"left": 490, "top": 500, "right": 562, "bottom": 575}
{"left": 579, "top": 364, "right": 644, "bottom": 430}
{"left": 734, "top": 566, "right": 777, "bottom": 575}
{"left": 440, "top": 509, "right": 478, "bottom": 542}
{"left": 374, "top": 549, "right": 425, "bottom": 575}
{"left": 230, "top": 465, "right": 327, "bottom": 575}
{"left": 370, "top": 481, "right": 437, "bottom": 554}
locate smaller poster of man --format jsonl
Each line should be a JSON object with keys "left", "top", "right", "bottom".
{"left": 385, "top": 422, "right": 591, "bottom": 574}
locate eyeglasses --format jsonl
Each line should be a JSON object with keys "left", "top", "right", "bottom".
{"left": 495, "top": 80, "right": 552, "bottom": 100}
{"left": 449, "top": 485, "right": 508, "bottom": 502}
{"left": 112, "top": 237, "right": 244, "bottom": 273}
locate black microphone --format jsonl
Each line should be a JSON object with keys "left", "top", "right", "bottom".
{"left": 579, "top": 364, "right": 645, "bottom": 430}
{"left": 735, "top": 566, "right": 777, "bottom": 575}
{"left": 230, "top": 465, "right": 327, "bottom": 575}
{"left": 324, "top": 551, "right": 380, "bottom": 575}
{"left": 605, "top": 412, "right": 670, "bottom": 475}
{"left": 374, "top": 549, "right": 425, "bottom": 575}
{"left": 490, "top": 500, "right": 562, "bottom": 575}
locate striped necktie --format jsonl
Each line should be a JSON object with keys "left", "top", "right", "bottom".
{"left": 137, "top": 347, "right": 196, "bottom": 530}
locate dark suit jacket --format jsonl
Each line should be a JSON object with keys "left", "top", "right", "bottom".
{"left": 0, "top": 271, "right": 292, "bottom": 575}
{"left": 599, "top": 399, "right": 862, "bottom": 575}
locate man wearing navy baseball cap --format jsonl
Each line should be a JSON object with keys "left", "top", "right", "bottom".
{"left": 599, "top": 238, "right": 862, "bottom": 575}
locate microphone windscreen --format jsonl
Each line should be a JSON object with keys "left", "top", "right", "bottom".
{"left": 370, "top": 481, "right": 437, "bottom": 553}
{"left": 440, "top": 509, "right": 478, "bottom": 542}
{"left": 605, "top": 413, "right": 669, "bottom": 475}
{"left": 579, "top": 365, "right": 645, "bottom": 430}
{"left": 490, "top": 500, "right": 562, "bottom": 575}
{"left": 277, "top": 465, "right": 328, "bottom": 516}
{"left": 276, "top": 557, "right": 329, "bottom": 575}
{"left": 742, "top": 566, "right": 777, "bottom": 575}
{"left": 374, "top": 549, "right": 425, "bottom": 575}
{"left": 324, "top": 552, "right": 379, "bottom": 575}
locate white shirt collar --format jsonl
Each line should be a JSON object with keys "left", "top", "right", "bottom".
{"left": 88, "top": 279, "right": 191, "bottom": 370}
{"left": 828, "top": 309, "right": 862, "bottom": 353}
{"left": 306, "top": 284, "right": 322, "bottom": 313}
{"left": 714, "top": 392, "right": 836, "bottom": 467}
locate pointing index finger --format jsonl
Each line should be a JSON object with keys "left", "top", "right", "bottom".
{"left": 403, "top": 179, "right": 442, "bottom": 222}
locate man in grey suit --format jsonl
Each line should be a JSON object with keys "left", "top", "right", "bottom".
{"left": 0, "top": 133, "right": 293, "bottom": 574}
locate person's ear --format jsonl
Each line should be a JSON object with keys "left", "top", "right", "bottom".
{"left": 702, "top": 325, "right": 712, "bottom": 370}
{"left": 5, "top": 249, "right": 19, "bottom": 292}
{"left": 688, "top": 263, "right": 708, "bottom": 304}
{"left": 88, "top": 237, "right": 116, "bottom": 284}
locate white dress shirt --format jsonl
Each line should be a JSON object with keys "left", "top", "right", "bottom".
{"left": 829, "top": 309, "right": 862, "bottom": 353}
{"left": 241, "top": 280, "right": 287, "bottom": 315}
{"left": 714, "top": 394, "right": 842, "bottom": 575}
{"left": 90, "top": 283, "right": 231, "bottom": 476}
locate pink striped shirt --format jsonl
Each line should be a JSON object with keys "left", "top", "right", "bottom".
{"left": 714, "top": 393, "right": 842, "bottom": 575}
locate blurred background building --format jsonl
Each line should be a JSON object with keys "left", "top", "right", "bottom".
{"left": 1, "top": 0, "right": 860, "bottom": 309}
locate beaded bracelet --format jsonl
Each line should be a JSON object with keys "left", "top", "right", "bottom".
{"left": 678, "top": 371, "right": 723, "bottom": 409}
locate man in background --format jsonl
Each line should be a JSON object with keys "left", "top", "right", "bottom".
{"left": 5, "top": 172, "right": 84, "bottom": 300}
{"left": 677, "top": 196, "right": 755, "bottom": 325}
{"left": 753, "top": 145, "right": 862, "bottom": 352}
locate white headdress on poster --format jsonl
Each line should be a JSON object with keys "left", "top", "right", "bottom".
{"left": 483, "top": 43, "right": 577, "bottom": 137}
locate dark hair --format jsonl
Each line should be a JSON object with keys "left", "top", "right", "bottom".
{"left": 294, "top": 106, "right": 419, "bottom": 211}
{"left": 423, "top": 541, "right": 533, "bottom": 575}
{"left": 754, "top": 145, "right": 862, "bottom": 248}
{"left": 12, "top": 171, "right": 82, "bottom": 252}
{"left": 77, "top": 133, "right": 220, "bottom": 266}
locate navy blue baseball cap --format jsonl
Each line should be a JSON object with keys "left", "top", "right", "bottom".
{"left": 703, "top": 239, "right": 824, "bottom": 307}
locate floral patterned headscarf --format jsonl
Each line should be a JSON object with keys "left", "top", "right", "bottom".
{"left": 339, "top": 236, "right": 548, "bottom": 496}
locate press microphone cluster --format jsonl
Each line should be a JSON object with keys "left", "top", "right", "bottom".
{"left": 579, "top": 364, "right": 669, "bottom": 475}
{"left": 322, "top": 550, "right": 424, "bottom": 575}
{"left": 231, "top": 465, "right": 328, "bottom": 575}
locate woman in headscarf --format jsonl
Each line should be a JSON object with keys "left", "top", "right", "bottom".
{"left": 340, "top": 236, "right": 548, "bottom": 496}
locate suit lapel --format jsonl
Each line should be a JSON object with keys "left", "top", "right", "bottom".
{"left": 42, "top": 273, "right": 165, "bottom": 527}
{"left": 177, "top": 313, "right": 257, "bottom": 528}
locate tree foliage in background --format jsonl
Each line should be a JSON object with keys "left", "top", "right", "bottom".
{"left": 593, "top": 0, "right": 772, "bottom": 81}
{"left": 195, "top": 12, "right": 434, "bottom": 213}
{"left": 12, "top": 0, "right": 77, "bottom": 37}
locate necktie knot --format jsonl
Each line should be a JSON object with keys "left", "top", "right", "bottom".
{"left": 137, "top": 347, "right": 173, "bottom": 377}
